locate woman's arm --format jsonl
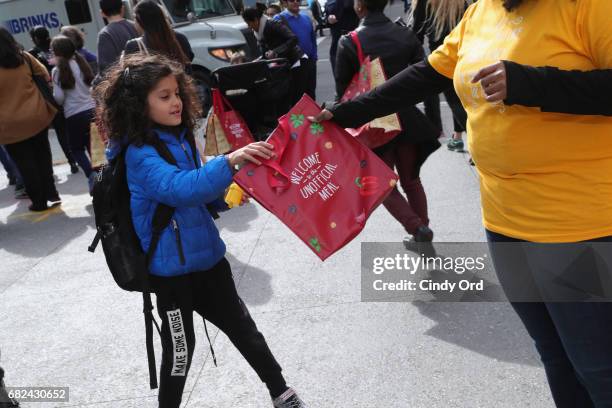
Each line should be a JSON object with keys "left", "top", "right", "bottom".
{"left": 472, "top": 61, "right": 612, "bottom": 116}
{"left": 327, "top": 59, "right": 453, "bottom": 128}
{"left": 504, "top": 61, "right": 612, "bottom": 116}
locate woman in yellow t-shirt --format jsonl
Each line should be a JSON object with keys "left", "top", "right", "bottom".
{"left": 310, "top": 0, "right": 612, "bottom": 405}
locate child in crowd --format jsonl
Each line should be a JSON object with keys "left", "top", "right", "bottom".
{"left": 94, "top": 53, "right": 308, "bottom": 408}
{"left": 51, "top": 35, "right": 96, "bottom": 191}
{"left": 60, "top": 26, "right": 98, "bottom": 74}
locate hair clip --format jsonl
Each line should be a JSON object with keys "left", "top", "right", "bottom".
{"left": 123, "top": 67, "right": 132, "bottom": 86}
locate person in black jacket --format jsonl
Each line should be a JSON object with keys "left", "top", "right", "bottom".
{"left": 242, "top": 5, "right": 308, "bottom": 106}
{"left": 410, "top": 0, "right": 468, "bottom": 150}
{"left": 123, "top": 0, "right": 194, "bottom": 70}
{"left": 335, "top": 0, "right": 440, "bottom": 244}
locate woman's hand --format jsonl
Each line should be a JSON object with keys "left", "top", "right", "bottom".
{"left": 307, "top": 109, "right": 334, "bottom": 123}
{"left": 472, "top": 62, "right": 508, "bottom": 103}
{"left": 227, "top": 142, "right": 275, "bottom": 167}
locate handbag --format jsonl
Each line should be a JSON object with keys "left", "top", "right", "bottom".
{"left": 204, "top": 89, "right": 255, "bottom": 155}
{"left": 233, "top": 95, "right": 398, "bottom": 260}
{"left": 24, "top": 53, "right": 62, "bottom": 112}
{"left": 340, "top": 32, "right": 402, "bottom": 148}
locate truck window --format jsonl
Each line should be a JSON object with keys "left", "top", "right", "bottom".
{"left": 162, "top": 0, "right": 235, "bottom": 23}
{"left": 64, "top": 0, "right": 93, "bottom": 24}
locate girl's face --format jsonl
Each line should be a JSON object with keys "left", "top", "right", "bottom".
{"left": 147, "top": 75, "right": 183, "bottom": 127}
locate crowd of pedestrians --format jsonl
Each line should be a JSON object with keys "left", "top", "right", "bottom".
{"left": 1, "top": 0, "right": 612, "bottom": 407}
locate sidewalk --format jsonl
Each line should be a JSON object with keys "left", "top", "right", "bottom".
{"left": 0, "top": 118, "right": 554, "bottom": 407}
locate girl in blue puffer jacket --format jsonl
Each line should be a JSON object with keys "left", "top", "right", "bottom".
{"left": 95, "top": 54, "right": 307, "bottom": 408}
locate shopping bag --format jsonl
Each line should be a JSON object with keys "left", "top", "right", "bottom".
{"left": 340, "top": 31, "right": 402, "bottom": 149}
{"left": 204, "top": 88, "right": 254, "bottom": 155}
{"left": 233, "top": 95, "right": 398, "bottom": 260}
{"left": 90, "top": 119, "right": 108, "bottom": 169}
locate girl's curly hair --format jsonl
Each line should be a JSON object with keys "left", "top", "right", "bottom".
{"left": 93, "top": 53, "right": 201, "bottom": 146}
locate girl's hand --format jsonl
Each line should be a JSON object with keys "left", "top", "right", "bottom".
{"left": 307, "top": 109, "right": 334, "bottom": 123}
{"left": 472, "top": 62, "right": 508, "bottom": 103}
{"left": 227, "top": 142, "right": 275, "bottom": 167}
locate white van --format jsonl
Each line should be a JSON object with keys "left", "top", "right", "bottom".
{"left": 1, "top": 0, "right": 258, "bottom": 107}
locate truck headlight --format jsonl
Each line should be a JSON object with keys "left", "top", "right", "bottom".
{"left": 209, "top": 48, "right": 242, "bottom": 61}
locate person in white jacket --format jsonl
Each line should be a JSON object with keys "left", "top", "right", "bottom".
{"left": 51, "top": 35, "right": 96, "bottom": 192}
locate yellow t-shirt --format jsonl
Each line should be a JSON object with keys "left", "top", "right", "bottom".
{"left": 428, "top": 0, "right": 612, "bottom": 242}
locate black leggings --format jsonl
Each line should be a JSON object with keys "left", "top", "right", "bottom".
{"left": 152, "top": 258, "right": 286, "bottom": 408}
{"left": 51, "top": 111, "right": 76, "bottom": 165}
{"left": 65, "top": 109, "right": 93, "bottom": 177}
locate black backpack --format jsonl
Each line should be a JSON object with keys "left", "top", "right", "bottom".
{"left": 88, "top": 135, "right": 213, "bottom": 389}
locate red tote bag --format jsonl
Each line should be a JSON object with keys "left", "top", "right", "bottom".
{"left": 205, "top": 88, "right": 254, "bottom": 155}
{"left": 340, "top": 32, "right": 402, "bottom": 149}
{"left": 233, "top": 95, "right": 398, "bottom": 260}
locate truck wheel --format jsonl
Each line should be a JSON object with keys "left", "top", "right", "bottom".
{"left": 192, "top": 68, "right": 212, "bottom": 112}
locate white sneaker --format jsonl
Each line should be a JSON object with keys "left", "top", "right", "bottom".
{"left": 273, "top": 388, "right": 308, "bottom": 408}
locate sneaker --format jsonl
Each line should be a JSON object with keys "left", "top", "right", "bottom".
{"left": 447, "top": 138, "right": 464, "bottom": 152}
{"left": 414, "top": 225, "right": 434, "bottom": 242}
{"left": 403, "top": 226, "right": 436, "bottom": 257}
{"left": 273, "top": 388, "right": 308, "bottom": 408}
{"left": 47, "top": 193, "right": 62, "bottom": 204}
{"left": 14, "top": 186, "right": 28, "bottom": 200}
{"left": 70, "top": 162, "right": 79, "bottom": 174}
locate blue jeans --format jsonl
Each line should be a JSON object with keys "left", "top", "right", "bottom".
{"left": 0, "top": 145, "right": 22, "bottom": 185}
{"left": 487, "top": 230, "right": 612, "bottom": 408}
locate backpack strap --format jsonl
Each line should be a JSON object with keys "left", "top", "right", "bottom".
{"left": 141, "top": 134, "right": 178, "bottom": 390}
{"left": 349, "top": 31, "right": 365, "bottom": 64}
{"left": 141, "top": 201, "right": 174, "bottom": 389}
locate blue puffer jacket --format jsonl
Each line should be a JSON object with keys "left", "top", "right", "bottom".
{"left": 124, "top": 128, "right": 233, "bottom": 277}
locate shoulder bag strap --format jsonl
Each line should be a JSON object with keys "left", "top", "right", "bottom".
{"left": 349, "top": 31, "right": 365, "bottom": 64}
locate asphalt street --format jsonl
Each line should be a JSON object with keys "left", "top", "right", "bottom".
{"left": 0, "top": 4, "right": 555, "bottom": 407}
